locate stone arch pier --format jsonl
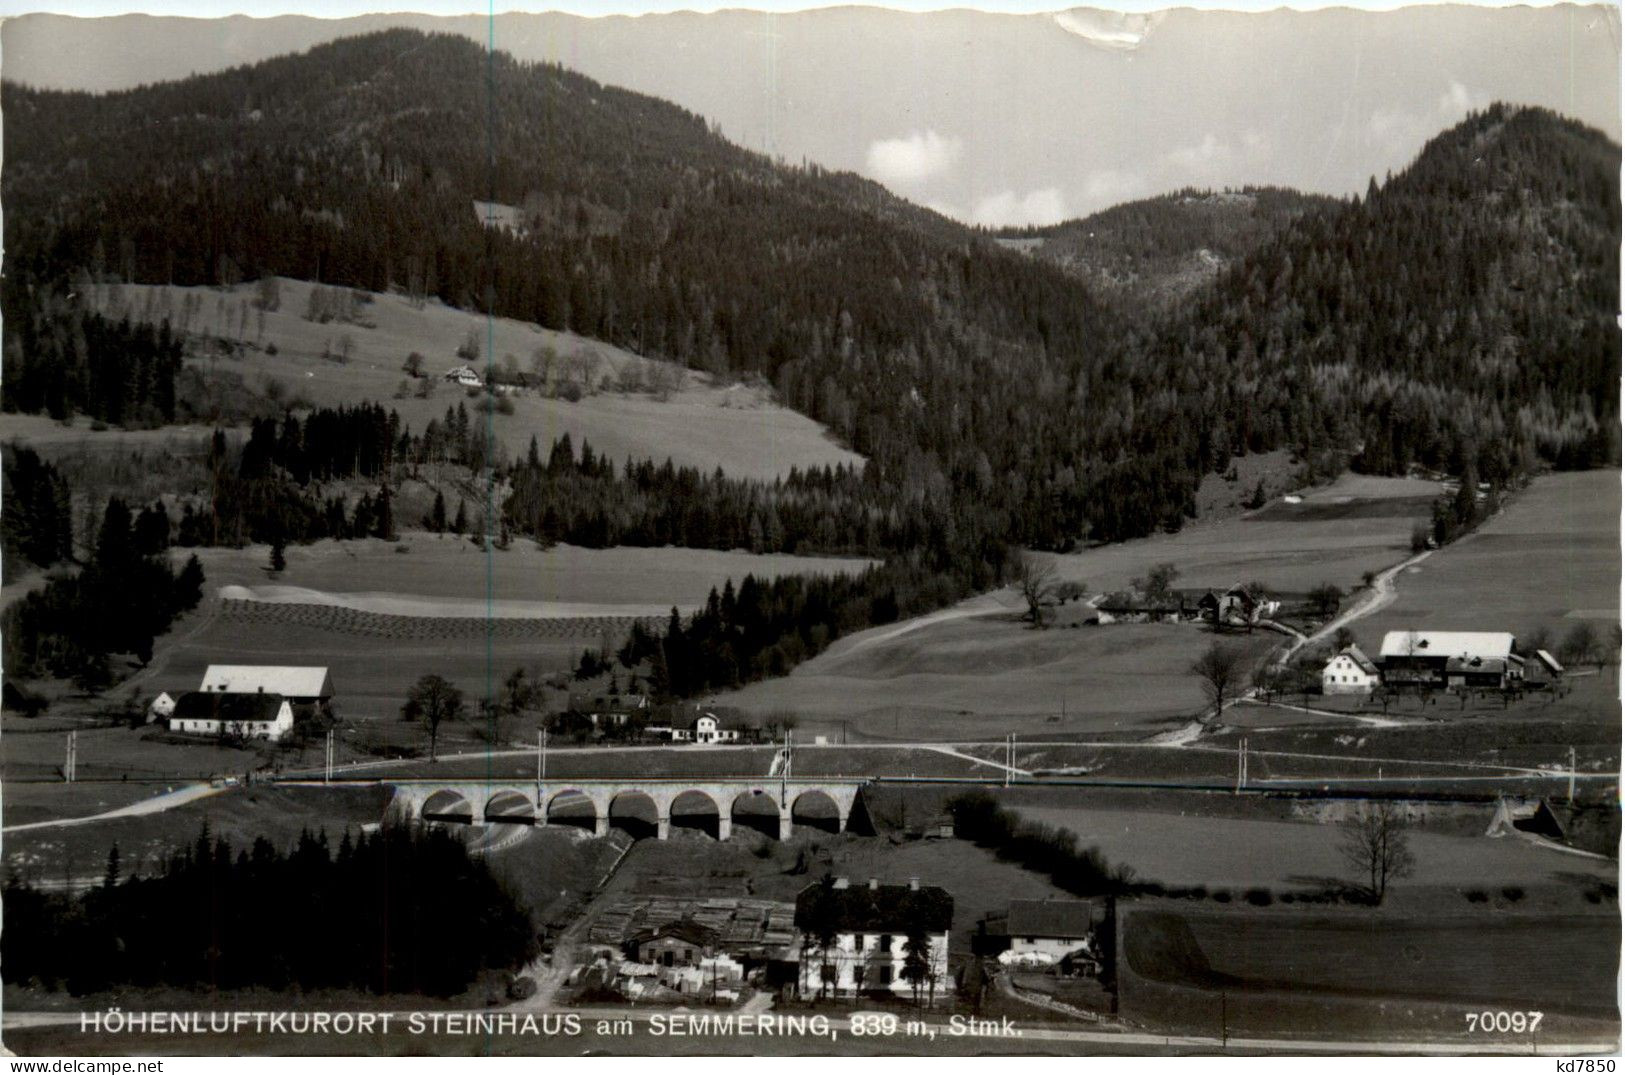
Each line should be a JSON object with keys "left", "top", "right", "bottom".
{"left": 384, "top": 778, "right": 870, "bottom": 841}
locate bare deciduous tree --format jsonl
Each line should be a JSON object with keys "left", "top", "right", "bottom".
{"left": 1012, "top": 554, "right": 1057, "bottom": 628}
{"left": 1339, "top": 801, "right": 1415, "bottom": 903}
{"left": 401, "top": 673, "right": 465, "bottom": 762}
{"left": 1190, "top": 642, "right": 1248, "bottom": 723}
{"left": 1134, "top": 562, "right": 1179, "bottom": 599}
{"left": 1561, "top": 621, "right": 1603, "bottom": 672}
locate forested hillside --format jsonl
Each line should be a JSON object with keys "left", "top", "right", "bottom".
{"left": 4, "top": 30, "right": 1618, "bottom": 560}
{"left": 1152, "top": 105, "right": 1620, "bottom": 482}
{"left": 997, "top": 187, "right": 1342, "bottom": 308}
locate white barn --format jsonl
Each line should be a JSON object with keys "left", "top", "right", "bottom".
{"left": 1322, "top": 645, "right": 1380, "bottom": 695}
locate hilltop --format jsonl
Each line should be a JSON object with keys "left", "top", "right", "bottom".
{"left": 997, "top": 187, "right": 1343, "bottom": 309}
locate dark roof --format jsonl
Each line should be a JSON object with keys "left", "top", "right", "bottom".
{"left": 1334, "top": 645, "right": 1379, "bottom": 675}
{"left": 1098, "top": 590, "right": 1186, "bottom": 613}
{"left": 1006, "top": 899, "right": 1100, "bottom": 938}
{"left": 171, "top": 691, "right": 287, "bottom": 723}
{"left": 629, "top": 919, "right": 719, "bottom": 949}
{"left": 795, "top": 880, "right": 954, "bottom": 934}
{"left": 1445, "top": 656, "right": 1511, "bottom": 674}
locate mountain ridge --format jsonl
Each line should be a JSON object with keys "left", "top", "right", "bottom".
{"left": 3, "top": 29, "right": 1618, "bottom": 552}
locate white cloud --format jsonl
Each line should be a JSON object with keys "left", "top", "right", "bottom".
{"left": 1166, "top": 133, "right": 1230, "bottom": 173}
{"left": 969, "top": 188, "right": 1069, "bottom": 228}
{"left": 1052, "top": 10, "right": 1163, "bottom": 51}
{"left": 1080, "top": 169, "right": 1143, "bottom": 207}
{"left": 865, "top": 130, "right": 963, "bottom": 185}
{"left": 1438, "top": 80, "right": 1476, "bottom": 115}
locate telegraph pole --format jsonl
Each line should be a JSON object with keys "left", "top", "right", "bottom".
{"left": 1005, "top": 733, "right": 1014, "bottom": 788}
{"left": 64, "top": 730, "right": 76, "bottom": 783}
{"left": 323, "top": 729, "right": 334, "bottom": 784}
{"left": 1234, "top": 737, "right": 1246, "bottom": 793}
{"left": 1568, "top": 746, "right": 1577, "bottom": 805}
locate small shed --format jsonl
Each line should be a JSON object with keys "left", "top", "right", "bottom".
{"left": 147, "top": 691, "right": 177, "bottom": 722}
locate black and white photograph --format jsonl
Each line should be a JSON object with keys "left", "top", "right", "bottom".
{"left": 0, "top": 0, "right": 1619, "bottom": 1060}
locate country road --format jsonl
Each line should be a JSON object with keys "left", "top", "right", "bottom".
{"left": 2, "top": 782, "right": 223, "bottom": 834}
{"left": 1280, "top": 545, "right": 1436, "bottom": 663}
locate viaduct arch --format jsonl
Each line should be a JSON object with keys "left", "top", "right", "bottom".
{"left": 385, "top": 778, "right": 870, "bottom": 841}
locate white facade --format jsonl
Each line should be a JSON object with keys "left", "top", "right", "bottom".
{"left": 147, "top": 691, "right": 177, "bottom": 722}
{"left": 1322, "top": 652, "right": 1379, "bottom": 694}
{"left": 672, "top": 714, "right": 740, "bottom": 744}
{"left": 798, "top": 930, "right": 950, "bottom": 1002}
{"left": 1008, "top": 933, "right": 1091, "bottom": 960}
{"left": 169, "top": 699, "right": 295, "bottom": 742}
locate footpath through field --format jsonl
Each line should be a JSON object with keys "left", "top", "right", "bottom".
{"left": 2, "top": 781, "right": 223, "bottom": 833}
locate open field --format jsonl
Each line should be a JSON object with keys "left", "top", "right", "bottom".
{"left": 186, "top": 534, "right": 873, "bottom": 611}
{"left": 1008, "top": 801, "right": 1613, "bottom": 889}
{"left": 141, "top": 611, "right": 588, "bottom": 722}
{"left": 715, "top": 609, "right": 1278, "bottom": 737}
{"left": 84, "top": 537, "right": 871, "bottom": 720}
{"left": 88, "top": 278, "right": 863, "bottom": 481}
{"left": 1119, "top": 903, "right": 1620, "bottom": 1039}
{"left": 1354, "top": 469, "right": 1622, "bottom": 652}
{"left": 3, "top": 722, "right": 269, "bottom": 786}
{"left": 2, "top": 784, "right": 391, "bottom": 891}
{"left": 1041, "top": 470, "right": 1441, "bottom": 595}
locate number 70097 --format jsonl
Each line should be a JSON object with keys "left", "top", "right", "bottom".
{"left": 1466, "top": 1011, "right": 1544, "bottom": 1033}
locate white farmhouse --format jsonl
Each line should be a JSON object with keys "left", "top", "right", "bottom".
{"left": 168, "top": 691, "right": 295, "bottom": 742}
{"left": 794, "top": 878, "right": 953, "bottom": 1004}
{"left": 443, "top": 364, "right": 483, "bottom": 388}
{"left": 671, "top": 712, "right": 741, "bottom": 745}
{"left": 1322, "top": 645, "right": 1380, "bottom": 695}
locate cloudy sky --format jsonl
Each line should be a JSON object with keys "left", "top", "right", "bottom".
{"left": 3, "top": 5, "right": 1618, "bottom": 226}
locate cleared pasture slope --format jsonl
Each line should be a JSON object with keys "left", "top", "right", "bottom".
{"left": 91, "top": 278, "right": 864, "bottom": 481}
{"left": 1355, "top": 469, "right": 1621, "bottom": 651}
{"left": 184, "top": 534, "right": 874, "bottom": 608}
{"left": 1041, "top": 471, "right": 1441, "bottom": 595}
{"left": 1008, "top": 802, "right": 1613, "bottom": 888}
{"left": 717, "top": 612, "right": 1277, "bottom": 737}
{"left": 1120, "top": 905, "right": 1620, "bottom": 1039}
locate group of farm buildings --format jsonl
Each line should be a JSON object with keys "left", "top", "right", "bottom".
{"left": 1321, "top": 631, "right": 1564, "bottom": 695}
{"left": 590, "top": 878, "right": 1102, "bottom": 1007}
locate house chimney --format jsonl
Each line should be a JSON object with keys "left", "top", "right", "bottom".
{"left": 908, "top": 877, "right": 920, "bottom": 891}
{"left": 868, "top": 878, "right": 879, "bottom": 890}
{"left": 832, "top": 877, "right": 850, "bottom": 890}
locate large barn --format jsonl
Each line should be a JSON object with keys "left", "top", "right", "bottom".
{"left": 199, "top": 665, "right": 333, "bottom": 706}
{"left": 1378, "top": 631, "right": 1522, "bottom": 689}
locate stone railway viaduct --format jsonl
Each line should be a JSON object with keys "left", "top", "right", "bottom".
{"left": 383, "top": 778, "right": 871, "bottom": 841}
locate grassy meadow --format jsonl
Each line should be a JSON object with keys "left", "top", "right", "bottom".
{"left": 1041, "top": 470, "right": 1442, "bottom": 596}
{"left": 1354, "top": 469, "right": 1621, "bottom": 652}
{"left": 715, "top": 607, "right": 1279, "bottom": 738}
{"left": 90, "top": 277, "right": 863, "bottom": 482}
